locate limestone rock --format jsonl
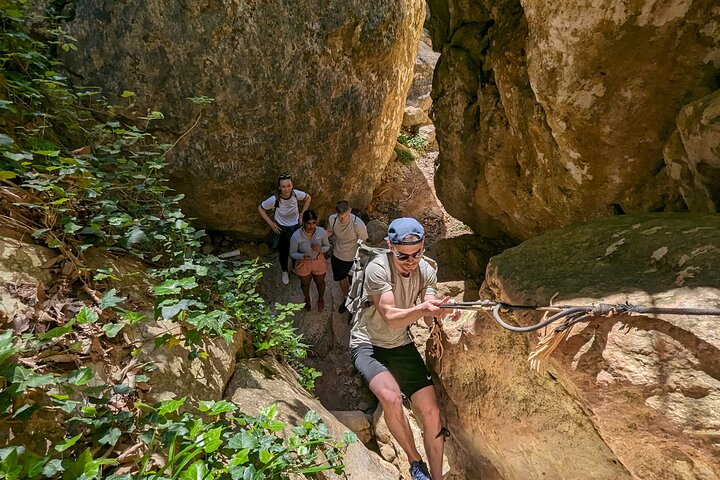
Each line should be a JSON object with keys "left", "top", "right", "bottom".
{"left": 402, "top": 105, "right": 430, "bottom": 127}
{"left": 63, "top": 0, "right": 425, "bottom": 237}
{"left": 669, "top": 90, "right": 720, "bottom": 212}
{"left": 367, "top": 219, "right": 389, "bottom": 246}
{"left": 372, "top": 403, "right": 452, "bottom": 479}
{"left": 427, "top": 0, "right": 720, "bottom": 242}
{"left": 418, "top": 93, "right": 433, "bottom": 113}
{"left": 434, "top": 213, "right": 720, "bottom": 479}
{"left": 225, "top": 357, "right": 398, "bottom": 479}
{"left": 406, "top": 31, "right": 439, "bottom": 109}
{"left": 129, "top": 320, "right": 253, "bottom": 405}
{"left": 329, "top": 410, "right": 373, "bottom": 444}
{"left": 418, "top": 124, "right": 436, "bottom": 144}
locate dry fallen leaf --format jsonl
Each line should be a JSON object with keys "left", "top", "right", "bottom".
{"left": 71, "top": 146, "right": 92, "bottom": 156}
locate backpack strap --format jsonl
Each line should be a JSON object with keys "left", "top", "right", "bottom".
{"left": 274, "top": 189, "right": 297, "bottom": 210}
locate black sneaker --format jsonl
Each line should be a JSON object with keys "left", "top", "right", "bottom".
{"left": 409, "top": 460, "right": 431, "bottom": 480}
{"left": 338, "top": 301, "right": 347, "bottom": 314}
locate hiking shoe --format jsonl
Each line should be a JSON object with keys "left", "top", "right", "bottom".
{"left": 409, "top": 460, "right": 430, "bottom": 480}
{"left": 281, "top": 272, "right": 289, "bottom": 285}
{"left": 317, "top": 298, "right": 325, "bottom": 311}
{"left": 338, "top": 301, "right": 347, "bottom": 314}
{"left": 304, "top": 301, "right": 312, "bottom": 311}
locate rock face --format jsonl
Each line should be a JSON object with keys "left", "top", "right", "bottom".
{"left": 225, "top": 357, "right": 399, "bottom": 479}
{"left": 63, "top": 0, "right": 425, "bottom": 236}
{"left": 432, "top": 213, "right": 720, "bottom": 479}
{"left": 427, "top": 0, "right": 720, "bottom": 242}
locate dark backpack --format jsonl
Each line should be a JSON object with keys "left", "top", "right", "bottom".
{"left": 345, "top": 241, "right": 436, "bottom": 320}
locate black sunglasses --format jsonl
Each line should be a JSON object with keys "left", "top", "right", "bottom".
{"left": 392, "top": 247, "right": 425, "bottom": 262}
{"left": 278, "top": 173, "right": 292, "bottom": 180}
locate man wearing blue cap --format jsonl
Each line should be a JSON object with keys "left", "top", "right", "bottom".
{"left": 349, "top": 217, "right": 458, "bottom": 480}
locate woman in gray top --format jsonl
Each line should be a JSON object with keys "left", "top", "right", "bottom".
{"left": 289, "top": 210, "right": 330, "bottom": 311}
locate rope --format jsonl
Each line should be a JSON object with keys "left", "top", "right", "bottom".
{"left": 438, "top": 300, "right": 720, "bottom": 371}
{"left": 439, "top": 301, "right": 720, "bottom": 333}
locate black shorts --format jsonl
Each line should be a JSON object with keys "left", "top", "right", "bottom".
{"left": 331, "top": 255, "right": 354, "bottom": 282}
{"left": 351, "top": 343, "right": 433, "bottom": 398}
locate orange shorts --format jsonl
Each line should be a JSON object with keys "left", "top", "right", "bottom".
{"left": 295, "top": 256, "right": 328, "bottom": 277}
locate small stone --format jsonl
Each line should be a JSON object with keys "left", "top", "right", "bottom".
{"left": 418, "top": 124, "right": 436, "bottom": 144}
{"left": 402, "top": 106, "right": 429, "bottom": 127}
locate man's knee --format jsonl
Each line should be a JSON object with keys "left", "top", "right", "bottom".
{"left": 417, "top": 402, "right": 441, "bottom": 425}
{"left": 377, "top": 389, "right": 405, "bottom": 412}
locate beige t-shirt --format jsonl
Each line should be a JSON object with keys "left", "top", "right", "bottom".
{"left": 349, "top": 254, "right": 437, "bottom": 349}
{"left": 327, "top": 214, "right": 368, "bottom": 262}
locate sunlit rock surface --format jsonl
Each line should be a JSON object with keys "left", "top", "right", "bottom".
{"left": 432, "top": 213, "right": 720, "bottom": 479}
{"left": 427, "top": 0, "right": 720, "bottom": 242}
{"left": 64, "top": 0, "right": 425, "bottom": 235}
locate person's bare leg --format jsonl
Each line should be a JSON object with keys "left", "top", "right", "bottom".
{"left": 369, "top": 372, "right": 422, "bottom": 463}
{"left": 299, "top": 274, "right": 312, "bottom": 306}
{"left": 313, "top": 273, "right": 326, "bottom": 300}
{"left": 339, "top": 277, "right": 350, "bottom": 297}
{"left": 411, "top": 386, "right": 443, "bottom": 479}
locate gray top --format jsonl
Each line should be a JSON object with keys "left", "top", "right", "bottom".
{"left": 328, "top": 213, "right": 368, "bottom": 262}
{"left": 349, "top": 254, "right": 437, "bottom": 349}
{"left": 289, "top": 226, "right": 330, "bottom": 260}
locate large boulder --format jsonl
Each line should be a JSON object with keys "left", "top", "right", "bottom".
{"left": 63, "top": 0, "right": 425, "bottom": 236}
{"left": 225, "top": 357, "right": 399, "bottom": 479}
{"left": 666, "top": 90, "right": 720, "bottom": 212}
{"left": 431, "top": 213, "right": 720, "bottom": 479}
{"left": 427, "top": 0, "right": 720, "bottom": 242}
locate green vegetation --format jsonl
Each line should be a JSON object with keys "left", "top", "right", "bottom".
{"left": 0, "top": 2, "right": 352, "bottom": 478}
{"left": 397, "top": 132, "right": 429, "bottom": 154}
{"left": 395, "top": 147, "right": 416, "bottom": 165}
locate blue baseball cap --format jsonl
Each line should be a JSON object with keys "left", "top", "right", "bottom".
{"left": 386, "top": 217, "right": 425, "bottom": 245}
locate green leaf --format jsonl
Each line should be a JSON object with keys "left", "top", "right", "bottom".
{"left": 74, "top": 306, "right": 99, "bottom": 324}
{"left": 179, "top": 460, "right": 210, "bottom": 480}
{"left": 158, "top": 397, "right": 186, "bottom": 416}
{"left": 37, "top": 318, "right": 75, "bottom": 341}
{"left": 228, "top": 431, "right": 256, "bottom": 450}
{"left": 99, "top": 428, "right": 121, "bottom": 446}
{"left": 0, "top": 171, "right": 17, "bottom": 179}
{"left": 0, "top": 330, "right": 18, "bottom": 364}
{"left": 153, "top": 277, "right": 198, "bottom": 296}
{"left": 54, "top": 434, "right": 82, "bottom": 452}
{"left": 102, "top": 323, "right": 124, "bottom": 338}
{"left": 120, "top": 311, "right": 145, "bottom": 324}
{"left": 66, "top": 367, "right": 93, "bottom": 386}
{"left": 121, "top": 90, "right": 135, "bottom": 98}
{"left": 22, "top": 450, "right": 48, "bottom": 477}
{"left": 12, "top": 366, "right": 56, "bottom": 391}
{"left": 0, "top": 134, "right": 13, "bottom": 146}
{"left": 55, "top": 399, "right": 80, "bottom": 414}
{"left": 160, "top": 299, "right": 190, "bottom": 320}
{"left": 198, "top": 400, "right": 236, "bottom": 416}
{"left": 258, "top": 449, "right": 273, "bottom": 464}
{"left": 265, "top": 420, "right": 285, "bottom": 433}
{"left": 98, "top": 289, "right": 125, "bottom": 310}
{"left": 42, "top": 459, "right": 64, "bottom": 477}
{"left": 198, "top": 427, "right": 223, "bottom": 453}
{"left": 12, "top": 403, "right": 39, "bottom": 420}
{"left": 31, "top": 149, "right": 60, "bottom": 157}
{"left": 228, "top": 449, "right": 250, "bottom": 466}
{"left": 3, "top": 151, "right": 32, "bottom": 161}
{"left": 125, "top": 228, "right": 148, "bottom": 246}
{"left": 112, "top": 384, "right": 133, "bottom": 395}
{"left": 341, "top": 431, "right": 358, "bottom": 446}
